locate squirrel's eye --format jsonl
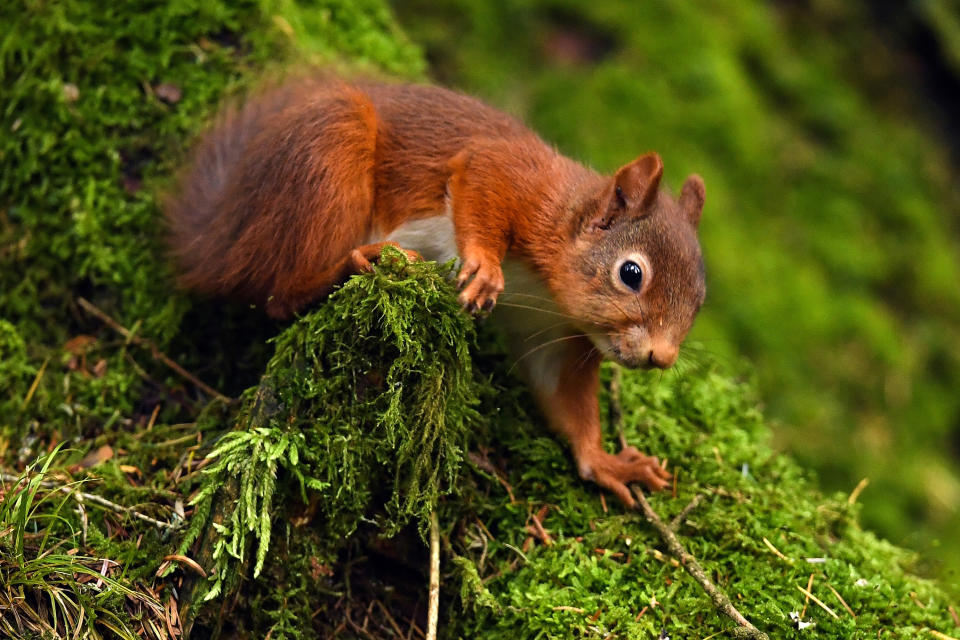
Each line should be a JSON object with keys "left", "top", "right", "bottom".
{"left": 619, "top": 261, "right": 643, "bottom": 291}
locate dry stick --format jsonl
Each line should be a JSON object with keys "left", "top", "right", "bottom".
{"left": 76, "top": 297, "right": 233, "bottom": 404}
{"left": 606, "top": 372, "right": 768, "bottom": 640}
{"left": 0, "top": 472, "right": 179, "bottom": 530}
{"left": 426, "top": 510, "right": 440, "bottom": 640}
{"left": 631, "top": 487, "right": 769, "bottom": 640}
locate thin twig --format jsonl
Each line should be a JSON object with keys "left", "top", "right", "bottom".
{"left": 374, "top": 600, "right": 405, "bottom": 638}
{"left": 631, "top": 487, "right": 769, "bottom": 640}
{"left": 426, "top": 510, "right": 440, "bottom": 640}
{"left": 608, "top": 367, "right": 767, "bottom": 639}
{"left": 669, "top": 493, "right": 704, "bottom": 531}
{"left": 76, "top": 297, "right": 233, "bottom": 404}
{"left": 0, "top": 472, "right": 179, "bottom": 530}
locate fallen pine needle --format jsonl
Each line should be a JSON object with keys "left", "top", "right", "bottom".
{"left": 825, "top": 582, "right": 856, "bottom": 619}
{"left": 847, "top": 478, "right": 869, "bottom": 505}
{"left": 762, "top": 537, "right": 794, "bottom": 564}
{"left": 796, "top": 585, "right": 839, "bottom": 620}
{"left": 927, "top": 630, "right": 960, "bottom": 640}
{"left": 21, "top": 356, "right": 50, "bottom": 410}
{"left": 800, "top": 574, "right": 814, "bottom": 619}
{"left": 552, "top": 606, "right": 586, "bottom": 614}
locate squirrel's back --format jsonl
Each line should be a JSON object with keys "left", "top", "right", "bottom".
{"left": 164, "top": 77, "right": 533, "bottom": 307}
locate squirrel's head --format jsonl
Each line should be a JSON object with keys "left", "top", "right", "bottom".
{"left": 554, "top": 152, "right": 706, "bottom": 369}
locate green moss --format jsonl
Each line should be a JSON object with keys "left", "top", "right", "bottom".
{"left": 3, "top": 0, "right": 960, "bottom": 638}
{"left": 184, "top": 250, "right": 486, "bottom": 608}
{"left": 447, "top": 363, "right": 960, "bottom": 638}
{"left": 0, "top": 319, "right": 32, "bottom": 409}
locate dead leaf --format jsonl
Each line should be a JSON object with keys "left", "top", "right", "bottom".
{"left": 62, "top": 83, "right": 79, "bottom": 103}
{"left": 64, "top": 335, "right": 96, "bottom": 355}
{"left": 154, "top": 83, "right": 182, "bottom": 104}
{"left": 162, "top": 554, "right": 207, "bottom": 578}
{"left": 74, "top": 445, "right": 114, "bottom": 470}
{"left": 309, "top": 556, "right": 334, "bottom": 579}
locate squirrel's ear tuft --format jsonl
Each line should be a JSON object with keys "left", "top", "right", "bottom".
{"left": 679, "top": 174, "right": 705, "bottom": 228}
{"left": 590, "top": 152, "right": 663, "bottom": 230}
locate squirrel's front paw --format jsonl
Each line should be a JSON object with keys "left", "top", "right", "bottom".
{"left": 457, "top": 255, "right": 504, "bottom": 313}
{"left": 578, "top": 446, "right": 671, "bottom": 507}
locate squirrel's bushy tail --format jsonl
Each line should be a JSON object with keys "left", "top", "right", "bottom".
{"left": 163, "top": 82, "right": 321, "bottom": 298}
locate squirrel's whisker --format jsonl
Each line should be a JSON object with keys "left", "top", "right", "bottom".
{"left": 509, "top": 333, "right": 589, "bottom": 373}
{"left": 522, "top": 319, "right": 585, "bottom": 342}
{"left": 495, "top": 301, "right": 597, "bottom": 325}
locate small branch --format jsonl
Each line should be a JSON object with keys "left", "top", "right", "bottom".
{"left": 631, "top": 486, "right": 769, "bottom": 640}
{"left": 609, "top": 365, "right": 766, "bottom": 638}
{"left": 669, "top": 493, "right": 704, "bottom": 531}
{"left": 77, "top": 296, "right": 233, "bottom": 404}
{"left": 1, "top": 472, "right": 180, "bottom": 531}
{"left": 426, "top": 510, "right": 441, "bottom": 640}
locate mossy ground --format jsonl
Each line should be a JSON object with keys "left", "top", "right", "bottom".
{"left": 1, "top": 0, "right": 959, "bottom": 639}
{"left": 391, "top": 0, "right": 960, "bottom": 575}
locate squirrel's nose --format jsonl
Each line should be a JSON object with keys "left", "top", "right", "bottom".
{"left": 647, "top": 343, "right": 679, "bottom": 369}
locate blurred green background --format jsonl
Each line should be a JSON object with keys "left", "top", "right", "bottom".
{"left": 390, "top": 0, "right": 960, "bottom": 578}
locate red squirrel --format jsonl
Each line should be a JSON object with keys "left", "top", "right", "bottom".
{"left": 165, "top": 76, "right": 706, "bottom": 506}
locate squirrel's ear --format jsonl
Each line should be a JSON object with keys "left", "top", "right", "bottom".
{"left": 590, "top": 152, "right": 663, "bottom": 230}
{"left": 615, "top": 152, "right": 663, "bottom": 213}
{"left": 679, "top": 174, "right": 705, "bottom": 228}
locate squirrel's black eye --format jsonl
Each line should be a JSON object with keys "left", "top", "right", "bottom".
{"left": 619, "top": 261, "right": 643, "bottom": 291}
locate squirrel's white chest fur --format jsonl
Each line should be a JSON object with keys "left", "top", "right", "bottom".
{"left": 382, "top": 213, "right": 570, "bottom": 395}
{"left": 383, "top": 213, "right": 460, "bottom": 266}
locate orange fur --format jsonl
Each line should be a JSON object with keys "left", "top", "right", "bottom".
{"left": 165, "top": 76, "right": 707, "bottom": 506}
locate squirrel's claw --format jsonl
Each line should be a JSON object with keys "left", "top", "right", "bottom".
{"left": 578, "top": 445, "right": 671, "bottom": 507}
{"left": 457, "top": 257, "right": 504, "bottom": 313}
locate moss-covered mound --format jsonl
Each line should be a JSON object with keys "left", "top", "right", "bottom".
{"left": 2, "top": 0, "right": 959, "bottom": 639}
{"left": 392, "top": 0, "right": 960, "bottom": 573}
